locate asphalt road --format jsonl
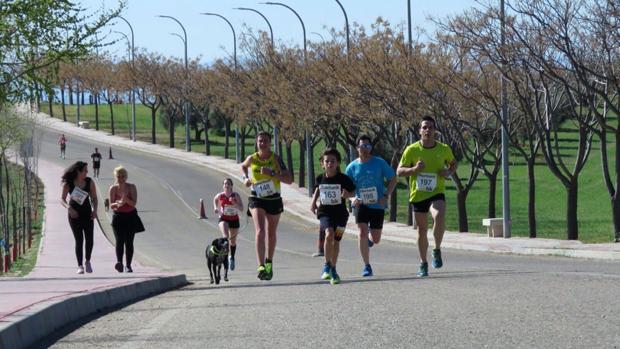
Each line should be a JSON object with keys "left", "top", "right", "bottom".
{"left": 35, "top": 128, "right": 620, "bottom": 349}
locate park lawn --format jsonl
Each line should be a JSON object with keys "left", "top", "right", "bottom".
{"left": 2, "top": 165, "right": 45, "bottom": 277}
{"left": 49, "top": 103, "right": 616, "bottom": 242}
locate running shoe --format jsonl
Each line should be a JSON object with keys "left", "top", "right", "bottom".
{"left": 362, "top": 264, "right": 373, "bottom": 277}
{"left": 321, "top": 263, "right": 331, "bottom": 280}
{"left": 85, "top": 260, "right": 93, "bottom": 273}
{"left": 330, "top": 267, "right": 341, "bottom": 285}
{"left": 417, "top": 262, "right": 429, "bottom": 277}
{"left": 76, "top": 266, "right": 84, "bottom": 274}
{"left": 312, "top": 251, "right": 325, "bottom": 257}
{"left": 229, "top": 256, "right": 235, "bottom": 271}
{"left": 367, "top": 234, "right": 374, "bottom": 248}
{"left": 264, "top": 262, "right": 273, "bottom": 280}
{"left": 432, "top": 249, "right": 443, "bottom": 269}
{"left": 125, "top": 266, "right": 133, "bottom": 273}
{"left": 257, "top": 265, "right": 266, "bottom": 280}
{"left": 114, "top": 262, "right": 123, "bottom": 273}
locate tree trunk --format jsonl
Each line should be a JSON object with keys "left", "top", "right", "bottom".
{"left": 241, "top": 126, "right": 247, "bottom": 159}
{"left": 298, "top": 137, "right": 305, "bottom": 188}
{"left": 108, "top": 102, "right": 115, "bottom": 135}
{"left": 151, "top": 108, "right": 157, "bottom": 144}
{"left": 407, "top": 180, "right": 413, "bottom": 226}
{"left": 286, "top": 142, "right": 294, "bottom": 183}
{"left": 205, "top": 119, "right": 210, "bottom": 156}
{"left": 169, "top": 118, "right": 175, "bottom": 148}
{"left": 60, "top": 87, "right": 66, "bottom": 121}
{"left": 308, "top": 136, "right": 315, "bottom": 195}
{"left": 47, "top": 92, "right": 53, "bottom": 117}
{"left": 527, "top": 158, "right": 537, "bottom": 238}
{"left": 224, "top": 120, "right": 231, "bottom": 160}
{"left": 612, "top": 195, "right": 620, "bottom": 242}
{"left": 278, "top": 140, "right": 283, "bottom": 159}
{"left": 68, "top": 85, "right": 73, "bottom": 105}
{"left": 389, "top": 153, "right": 399, "bottom": 222}
{"left": 94, "top": 94, "right": 99, "bottom": 131}
{"left": 566, "top": 177, "right": 578, "bottom": 240}
{"left": 487, "top": 172, "right": 497, "bottom": 218}
{"left": 34, "top": 82, "right": 41, "bottom": 111}
{"left": 457, "top": 189, "right": 469, "bottom": 232}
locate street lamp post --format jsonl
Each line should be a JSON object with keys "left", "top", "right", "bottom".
{"left": 333, "top": 0, "right": 350, "bottom": 61}
{"left": 201, "top": 12, "right": 242, "bottom": 163}
{"left": 118, "top": 16, "right": 136, "bottom": 142}
{"left": 333, "top": 0, "right": 355, "bottom": 161}
{"left": 157, "top": 15, "right": 191, "bottom": 152}
{"left": 500, "top": 0, "right": 511, "bottom": 238}
{"left": 113, "top": 30, "right": 134, "bottom": 140}
{"left": 262, "top": 1, "right": 314, "bottom": 196}
{"left": 407, "top": 0, "right": 412, "bottom": 54}
{"left": 234, "top": 7, "right": 280, "bottom": 156}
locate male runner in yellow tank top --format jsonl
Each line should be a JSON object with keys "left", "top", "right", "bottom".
{"left": 397, "top": 116, "right": 456, "bottom": 277}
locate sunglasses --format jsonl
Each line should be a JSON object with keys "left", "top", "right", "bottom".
{"left": 358, "top": 143, "right": 372, "bottom": 150}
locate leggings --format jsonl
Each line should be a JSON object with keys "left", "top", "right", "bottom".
{"left": 112, "top": 223, "right": 136, "bottom": 266}
{"left": 69, "top": 218, "right": 94, "bottom": 266}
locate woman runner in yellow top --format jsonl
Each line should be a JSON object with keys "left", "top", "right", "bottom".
{"left": 241, "top": 131, "right": 293, "bottom": 280}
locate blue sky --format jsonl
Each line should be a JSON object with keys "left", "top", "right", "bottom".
{"left": 85, "top": 0, "right": 481, "bottom": 63}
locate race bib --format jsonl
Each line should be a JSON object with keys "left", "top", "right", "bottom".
{"left": 71, "top": 187, "right": 89, "bottom": 205}
{"left": 359, "top": 187, "right": 378, "bottom": 205}
{"left": 223, "top": 206, "right": 238, "bottom": 216}
{"left": 319, "top": 184, "right": 341, "bottom": 205}
{"left": 254, "top": 180, "right": 276, "bottom": 198}
{"left": 416, "top": 173, "right": 437, "bottom": 192}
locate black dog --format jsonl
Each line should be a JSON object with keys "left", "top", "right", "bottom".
{"left": 205, "top": 237, "right": 230, "bottom": 284}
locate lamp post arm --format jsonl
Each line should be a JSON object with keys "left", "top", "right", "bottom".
{"left": 201, "top": 13, "right": 237, "bottom": 70}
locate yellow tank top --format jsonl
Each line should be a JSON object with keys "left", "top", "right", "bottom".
{"left": 250, "top": 152, "right": 281, "bottom": 197}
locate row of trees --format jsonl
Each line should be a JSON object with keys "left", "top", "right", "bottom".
{"left": 38, "top": 0, "right": 619, "bottom": 241}
{"left": 0, "top": 0, "right": 124, "bottom": 272}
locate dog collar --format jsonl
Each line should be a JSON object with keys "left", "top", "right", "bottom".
{"left": 209, "top": 245, "right": 228, "bottom": 257}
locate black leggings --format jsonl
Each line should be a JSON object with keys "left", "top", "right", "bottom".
{"left": 69, "top": 218, "right": 94, "bottom": 266}
{"left": 112, "top": 223, "right": 136, "bottom": 266}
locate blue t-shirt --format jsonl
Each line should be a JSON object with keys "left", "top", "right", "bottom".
{"left": 345, "top": 156, "right": 396, "bottom": 210}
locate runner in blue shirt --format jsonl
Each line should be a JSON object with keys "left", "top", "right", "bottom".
{"left": 345, "top": 135, "right": 397, "bottom": 277}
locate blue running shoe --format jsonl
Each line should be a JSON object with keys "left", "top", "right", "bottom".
{"left": 367, "top": 233, "right": 374, "bottom": 247}
{"left": 229, "top": 256, "right": 235, "bottom": 271}
{"left": 362, "top": 264, "right": 373, "bottom": 277}
{"left": 432, "top": 249, "right": 443, "bottom": 269}
{"left": 321, "top": 263, "right": 331, "bottom": 280}
{"left": 330, "top": 267, "right": 341, "bottom": 285}
{"left": 417, "top": 262, "right": 429, "bottom": 277}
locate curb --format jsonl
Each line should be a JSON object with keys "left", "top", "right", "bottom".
{"left": 0, "top": 274, "right": 188, "bottom": 349}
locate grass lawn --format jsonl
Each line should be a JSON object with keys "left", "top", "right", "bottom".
{"left": 49, "top": 103, "right": 616, "bottom": 242}
{"left": 1, "top": 165, "right": 45, "bottom": 277}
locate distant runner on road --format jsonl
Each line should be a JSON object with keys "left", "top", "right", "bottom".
{"left": 58, "top": 134, "right": 67, "bottom": 159}
{"left": 213, "top": 178, "right": 244, "bottom": 271}
{"left": 91, "top": 147, "right": 102, "bottom": 178}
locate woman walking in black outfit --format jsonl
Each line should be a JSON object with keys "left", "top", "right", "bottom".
{"left": 60, "top": 161, "right": 98, "bottom": 274}
{"left": 108, "top": 166, "right": 139, "bottom": 273}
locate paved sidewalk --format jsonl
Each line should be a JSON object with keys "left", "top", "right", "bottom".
{"left": 31, "top": 112, "right": 620, "bottom": 261}
{"left": 0, "top": 158, "right": 187, "bottom": 348}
